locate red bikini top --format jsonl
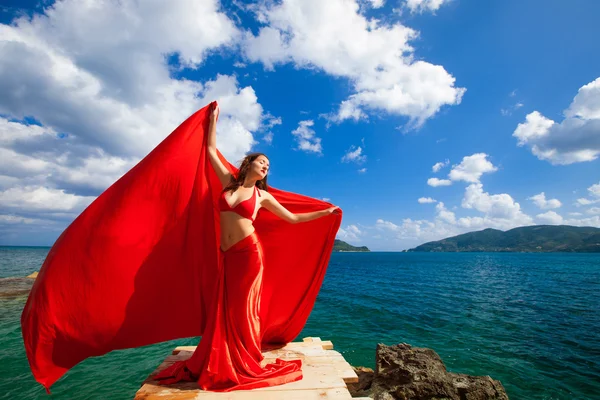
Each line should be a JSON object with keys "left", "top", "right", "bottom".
{"left": 218, "top": 186, "right": 261, "bottom": 221}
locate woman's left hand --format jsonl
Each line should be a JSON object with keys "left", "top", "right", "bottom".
{"left": 326, "top": 206, "right": 340, "bottom": 214}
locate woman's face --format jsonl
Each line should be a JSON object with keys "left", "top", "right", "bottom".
{"left": 252, "top": 155, "right": 270, "bottom": 179}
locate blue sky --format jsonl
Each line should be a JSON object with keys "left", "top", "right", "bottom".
{"left": 1, "top": 0, "right": 599, "bottom": 250}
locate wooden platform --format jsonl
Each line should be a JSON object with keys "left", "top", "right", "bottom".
{"left": 134, "top": 337, "right": 370, "bottom": 399}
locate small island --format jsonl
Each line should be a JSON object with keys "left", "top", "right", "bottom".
{"left": 407, "top": 225, "right": 600, "bottom": 252}
{"left": 333, "top": 239, "right": 370, "bottom": 252}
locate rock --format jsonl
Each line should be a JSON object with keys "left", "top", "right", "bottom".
{"left": 347, "top": 366, "right": 374, "bottom": 398}
{"left": 0, "top": 277, "right": 35, "bottom": 298}
{"left": 350, "top": 343, "right": 509, "bottom": 400}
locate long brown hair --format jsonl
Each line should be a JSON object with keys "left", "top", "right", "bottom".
{"left": 223, "top": 152, "right": 269, "bottom": 193}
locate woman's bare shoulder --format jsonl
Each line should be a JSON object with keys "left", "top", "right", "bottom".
{"left": 258, "top": 188, "right": 272, "bottom": 201}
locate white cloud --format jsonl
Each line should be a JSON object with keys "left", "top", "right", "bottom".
{"left": 342, "top": 145, "right": 367, "bottom": 163}
{"left": 0, "top": 1, "right": 248, "bottom": 158}
{"left": 564, "top": 215, "right": 600, "bottom": 227}
{"left": 365, "top": 0, "right": 385, "bottom": 8}
{"left": 374, "top": 183, "right": 535, "bottom": 248}
{"left": 528, "top": 192, "right": 562, "bottom": 209}
{"left": 376, "top": 217, "right": 441, "bottom": 241}
{"left": 371, "top": 182, "right": 600, "bottom": 250}
{"left": 501, "top": 102, "right": 524, "bottom": 117}
{"left": 576, "top": 198, "right": 595, "bottom": 206}
{"left": 462, "top": 183, "right": 532, "bottom": 222}
{"left": 0, "top": 0, "right": 273, "bottom": 244}
{"left": 0, "top": 214, "right": 39, "bottom": 224}
{"left": 512, "top": 77, "right": 600, "bottom": 165}
{"left": 589, "top": 182, "right": 600, "bottom": 198}
{"left": 263, "top": 115, "right": 283, "bottom": 129}
{"left": 436, "top": 201, "right": 456, "bottom": 224}
{"left": 448, "top": 153, "right": 498, "bottom": 183}
{"left": 260, "top": 114, "right": 282, "bottom": 145}
{"left": 432, "top": 159, "right": 449, "bottom": 172}
{"left": 586, "top": 207, "right": 600, "bottom": 215}
{"left": 291, "top": 120, "right": 322, "bottom": 153}
{"left": 427, "top": 177, "right": 452, "bottom": 187}
{"left": 418, "top": 197, "right": 437, "bottom": 203}
{"left": 0, "top": 185, "right": 95, "bottom": 215}
{"left": 243, "top": 0, "right": 465, "bottom": 127}
{"left": 428, "top": 153, "right": 497, "bottom": 187}
{"left": 263, "top": 132, "right": 274, "bottom": 144}
{"left": 405, "top": 0, "right": 451, "bottom": 13}
{"left": 337, "top": 224, "right": 362, "bottom": 242}
{"left": 574, "top": 181, "right": 600, "bottom": 206}
{"left": 513, "top": 111, "right": 555, "bottom": 146}
{"left": 536, "top": 211, "right": 564, "bottom": 225}
{"left": 358, "top": 167, "right": 367, "bottom": 173}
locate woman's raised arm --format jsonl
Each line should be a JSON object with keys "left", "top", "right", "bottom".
{"left": 207, "top": 103, "right": 232, "bottom": 189}
{"left": 261, "top": 191, "right": 339, "bottom": 224}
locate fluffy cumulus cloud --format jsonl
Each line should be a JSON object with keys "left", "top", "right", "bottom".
{"left": 461, "top": 184, "right": 530, "bottom": 221}
{"left": 536, "top": 211, "right": 564, "bottom": 225}
{"left": 371, "top": 178, "right": 600, "bottom": 250}
{"left": 373, "top": 183, "right": 537, "bottom": 249}
{"left": 575, "top": 181, "right": 600, "bottom": 207}
{"left": 291, "top": 120, "right": 322, "bottom": 153}
{"left": 448, "top": 153, "right": 498, "bottom": 183}
{"left": 0, "top": 0, "right": 275, "bottom": 243}
{"left": 365, "top": 0, "right": 385, "bottom": 8}
{"left": 588, "top": 182, "right": 600, "bottom": 197}
{"left": 513, "top": 77, "right": 600, "bottom": 165}
{"left": 337, "top": 224, "right": 362, "bottom": 242}
{"left": 0, "top": 186, "right": 94, "bottom": 215}
{"left": 405, "top": 0, "right": 451, "bottom": 13}
{"left": 341, "top": 145, "right": 367, "bottom": 163}
{"left": 428, "top": 153, "right": 497, "bottom": 187}
{"left": 243, "top": 0, "right": 465, "bottom": 128}
{"left": 432, "top": 159, "right": 449, "bottom": 172}
{"left": 427, "top": 177, "right": 452, "bottom": 187}
{"left": 528, "top": 192, "right": 562, "bottom": 209}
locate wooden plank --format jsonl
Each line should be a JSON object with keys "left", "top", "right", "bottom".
{"left": 136, "top": 337, "right": 357, "bottom": 400}
{"left": 303, "top": 337, "right": 321, "bottom": 343}
{"left": 320, "top": 341, "right": 334, "bottom": 350}
{"left": 135, "top": 386, "right": 353, "bottom": 399}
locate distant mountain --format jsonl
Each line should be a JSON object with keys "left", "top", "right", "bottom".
{"left": 407, "top": 225, "right": 600, "bottom": 252}
{"left": 333, "top": 239, "right": 370, "bottom": 252}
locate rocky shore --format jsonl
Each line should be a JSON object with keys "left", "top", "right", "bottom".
{"left": 348, "top": 343, "right": 508, "bottom": 400}
{"left": 0, "top": 272, "right": 37, "bottom": 298}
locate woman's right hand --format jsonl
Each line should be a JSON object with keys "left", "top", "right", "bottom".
{"left": 211, "top": 103, "right": 220, "bottom": 121}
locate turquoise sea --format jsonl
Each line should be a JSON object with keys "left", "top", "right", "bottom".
{"left": 1, "top": 247, "right": 599, "bottom": 399}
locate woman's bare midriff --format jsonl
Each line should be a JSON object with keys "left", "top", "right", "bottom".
{"left": 219, "top": 211, "right": 257, "bottom": 251}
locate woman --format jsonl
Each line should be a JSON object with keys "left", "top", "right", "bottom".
{"left": 22, "top": 102, "right": 341, "bottom": 395}
{"left": 153, "top": 103, "right": 339, "bottom": 391}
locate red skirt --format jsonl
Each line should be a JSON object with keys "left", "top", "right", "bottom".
{"left": 153, "top": 231, "right": 303, "bottom": 391}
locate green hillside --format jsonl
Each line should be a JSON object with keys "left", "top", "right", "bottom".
{"left": 407, "top": 225, "right": 600, "bottom": 252}
{"left": 333, "top": 239, "right": 370, "bottom": 252}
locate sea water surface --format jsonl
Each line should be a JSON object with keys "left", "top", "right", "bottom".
{"left": 1, "top": 247, "right": 599, "bottom": 399}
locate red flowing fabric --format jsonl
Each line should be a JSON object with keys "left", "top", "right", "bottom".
{"left": 153, "top": 231, "right": 303, "bottom": 391}
{"left": 20, "top": 102, "right": 342, "bottom": 394}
